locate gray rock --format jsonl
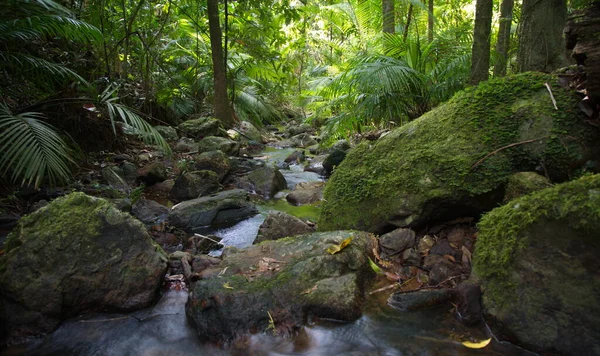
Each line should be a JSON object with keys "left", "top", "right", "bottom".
{"left": 198, "top": 136, "right": 240, "bottom": 156}
{"left": 131, "top": 198, "right": 169, "bottom": 225}
{"left": 401, "top": 248, "right": 421, "bottom": 266}
{"left": 379, "top": 228, "right": 416, "bottom": 259}
{"left": 284, "top": 150, "right": 306, "bottom": 164}
{"left": 192, "top": 255, "right": 221, "bottom": 273}
{"left": 236, "top": 167, "right": 287, "bottom": 199}
{"left": 237, "top": 121, "right": 263, "bottom": 142}
{"left": 186, "top": 231, "right": 375, "bottom": 343}
{"left": 290, "top": 133, "right": 317, "bottom": 148}
{"left": 193, "top": 150, "right": 230, "bottom": 181}
{"left": 454, "top": 281, "right": 482, "bottom": 325}
{"left": 170, "top": 170, "right": 221, "bottom": 202}
{"left": 0, "top": 193, "right": 167, "bottom": 342}
{"left": 137, "top": 162, "right": 167, "bottom": 186}
{"left": 323, "top": 149, "right": 347, "bottom": 176}
{"left": 423, "top": 255, "right": 462, "bottom": 285}
{"left": 331, "top": 139, "right": 351, "bottom": 152}
{"left": 168, "top": 189, "right": 258, "bottom": 231}
{"left": 286, "top": 181, "right": 325, "bottom": 206}
{"left": 388, "top": 289, "right": 452, "bottom": 311}
{"left": 178, "top": 117, "right": 220, "bottom": 139}
{"left": 254, "top": 212, "right": 314, "bottom": 244}
{"left": 304, "top": 155, "right": 326, "bottom": 176}
{"left": 154, "top": 125, "right": 178, "bottom": 141}
{"left": 174, "top": 137, "right": 199, "bottom": 153}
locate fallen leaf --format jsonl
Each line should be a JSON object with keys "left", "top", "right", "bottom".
{"left": 444, "top": 255, "right": 456, "bottom": 263}
{"left": 223, "top": 282, "right": 234, "bottom": 290}
{"left": 462, "top": 338, "right": 491, "bottom": 349}
{"left": 384, "top": 271, "right": 401, "bottom": 282}
{"left": 327, "top": 237, "right": 353, "bottom": 255}
{"left": 301, "top": 284, "right": 318, "bottom": 295}
{"left": 461, "top": 246, "right": 472, "bottom": 264}
{"left": 368, "top": 257, "right": 384, "bottom": 275}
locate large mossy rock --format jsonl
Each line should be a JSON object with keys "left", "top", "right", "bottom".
{"left": 178, "top": 117, "right": 220, "bottom": 139}
{"left": 319, "top": 73, "right": 600, "bottom": 232}
{"left": 0, "top": 193, "right": 167, "bottom": 342}
{"left": 170, "top": 170, "right": 221, "bottom": 202}
{"left": 198, "top": 136, "right": 240, "bottom": 156}
{"left": 186, "top": 231, "right": 375, "bottom": 343}
{"left": 193, "top": 150, "right": 230, "bottom": 181}
{"left": 472, "top": 174, "right": 600, "bottom": 354}
{"left": 168, "top": 189, "right": 257, "bottom": 231}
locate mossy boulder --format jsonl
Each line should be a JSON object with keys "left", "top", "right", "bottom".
{"left": 197, "top": 136, "right": 240, "bottom": 156}
{"left": 154, "top": 125, "right": 178, "bottom": 141}
{"left": 319, "top": 73, "right": 600, "bottom": 233}
{"left": 170, "top": 170, "right": 221, "bottom": 202}
{"left": 193, "top": 150, "right": 231, "bottom": 181}
{"left": 503, "top": 171, "right": 552, "bottom": 202}
{"left": 186, "top": 231, "right": 375, "bottom": 343}
{"left": 168, "top": 189, "right": 258, "bottom": 231}
{"left": 0, "top": 193, "right": 167, "bottom": 343}
{"left": 178, "top": 117, "right": 220, "bottom": 139}
{"left": 472, "top": 174, "right": 600, "bottom": 354}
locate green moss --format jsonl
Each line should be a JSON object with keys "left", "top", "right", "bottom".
{"left": 473, "top": 174, "right": 600, "bottom": 307}
{"left": 504, "top": 171, "right": 552, "bottom": 201}
{"left": 3, "top": 192, "right": 122, "bottom": 253}
{"left": 319, "top": 73, "right": 595, "bottom": 232}
{"left": 258, "top": 200, "right": 321, "bottom": 221}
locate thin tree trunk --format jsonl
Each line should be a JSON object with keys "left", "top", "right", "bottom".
{"left": 470, "top": 0, "right": 493, "bottom": 84}
{"left": 403, "top": 4, "right": 413, "bottom": 42}
{"left": 517, "top": 0, "right": 568, "bottom": 72}
{"left": 428, "top": 0, "right": 434, "bottom": 42}
{"left": 493, "top": 0, "right": 514, "bottom": 77}
{"left": 207, "top": 0, "right": 234, "bottom": 127}
{"left": 383, "top": 0, "right": 395, "bottom": 34}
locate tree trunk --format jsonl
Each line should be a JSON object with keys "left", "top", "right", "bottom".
{"left": 383, "top": 0, "right": 395, "bottom": 34}
{"left": 493, "top": 0, "right": 514, "bottom": 77}
{"left": 516, "top": 0, "right": 568, "bottom": 73}
{"left": 470, "top": 0, "right": 493, "bottom": 84}
{"left": 207, "top": 0, "right": 234, "bottom": 127}
{"left": 428, "top": 0, "right": 434, "bottom": 42}
{"left": 403, "top": 4, "right": 413, "bottom": 42}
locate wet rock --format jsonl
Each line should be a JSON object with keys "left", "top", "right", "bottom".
{"left": 131, "top": 198, "right": 169, "bottom": 225}
{"left": 178, "top": 117, "right": 220, "bottom": 139}
{"left": 379, "top": 228, "right": 416, "bottom": 259}
{"left": 454, "top": 281, "right": 482, "bottom": 325}
{"left": 0, "top": 193, "right": 167, "bottom": 342}
{"left": 137, "top": 162, "right": 167, "bottom": 186}
{"left": 228, "top": 157, "right": 265, "bottom": 176}
{"left": 388, "top": 289, "right": 452, "bottom": 311}
{"left": 168, "top": 189, "right": 258, "bottom": 232}
{"left": 237, "top": 121, "right": 263, "bottom": 142}
{"left": 330, "top": 139, "right": 351, "bottom": 152}
{"left": 323, "top": 149, "right": 347, "bottom": 176}
{"left": 304, "top": 155, "right": 326, "bottom": 176}
{"left": 503, "top": 171, "right": 551, "bottom": 202}
{"left": 192, "top": 255, "right": 221, "bottom": 273}
{"left": 186, "top": 231, "right": 375, "bottom": 343}
{"left": 170, "top": 170, "right": 221, "bottom": 202}
{"left": 174, "top": 137, "right": 199, "bottom": 153}
{"left": 473, "top": 174, "right": 600, "bottom": 354}
{"left": 285, "top": 181, "right": 325, "bottom": 206}
{"left": 254, "top": 212, "right": 314, "bottom": 244}
{"left": 284, "top": 150, "right": 306, "bottom": 164}
{"left": 290, "top": 133, "right": 317, "bottom": 148}
{"left": 194, "top": 150, "right": 230, "bottom": 181}
{"left": 154, "top": 125, "right": 178, "bottom": 141}
{"left": 191, "top": 234, "right": 223, "bottom": 254}
{"left": 401, "top": 248, "right": 421, "bottom": 266}
{"left": 423, "top": 255, "right": 462, "bottom": 285}
{"left": 236, "top": 167, "right": 287, "bottom": 199}
{"left": 197, "top": 136, "right": 240, "bottom": 156}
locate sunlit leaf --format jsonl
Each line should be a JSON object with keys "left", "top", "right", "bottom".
{"left": 327, "top": 237, "right": 353, "bottom": 255}
{"left": 462, "top": 338, "right": 491, "bottom": 349}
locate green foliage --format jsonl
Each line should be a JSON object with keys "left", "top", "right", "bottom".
{"left": 129, "top": 184, "right": 145, "bottom": 205}
{"left": 0, "top": 105, "right": 73, "bottom": 188}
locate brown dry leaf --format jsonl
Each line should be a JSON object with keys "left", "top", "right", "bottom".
{"left": 384, "top": 271, "right": 401, "bottom": 282}
{"left": 327, "top": 237, "right": 353, "bottom": 255}
{"left": 257, "top": 260, "right": 270, "bottom": 273}
{"left": 262, "top": 257, "right": 277, "bottom": 264}
{"left": 301, "top": 284, "right": 318, "bottom": 295}
{"left": 461, "top": 246, "right": 472, "bottom": 264}
{"left": 444, "top": 255, "right": 456, "bottom": 263}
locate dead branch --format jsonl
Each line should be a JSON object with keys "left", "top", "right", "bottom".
{"left": 545, "top": 82, "right": 559, "bottom": 110}
{"left": 470, "top": 136, "right": 550, "bottom": 172}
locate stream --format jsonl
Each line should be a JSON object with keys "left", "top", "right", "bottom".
{"left": 12, "top": 148, "right": 533, "bottom": 356}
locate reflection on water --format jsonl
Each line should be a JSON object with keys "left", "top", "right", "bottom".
{"left": 22, "top": 290, "right": 533, "bottom": 356}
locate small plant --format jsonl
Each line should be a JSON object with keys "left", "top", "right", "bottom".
{"left": 129, "top": 184, "right": 145, "bottom": 204}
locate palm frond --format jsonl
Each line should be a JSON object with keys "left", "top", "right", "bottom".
{"left": 0, "top": 15, "right": 101, "bottom": 43}
{"left": 0, "top": 105, "right": 73, "bottom": 187}
{"left": 0, "top": 51, "right": 87, "bottom": 84}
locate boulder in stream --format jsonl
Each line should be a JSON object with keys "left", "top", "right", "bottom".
{"left": 473, "top": 174, "right": 600, "bottom": 354}
{"left": 319, "top": 73, "right": 600, "bottom": 232}
{"left": 0, "top": 193, "right": 167, "bottom": 343}
{"left": 168, "top": 189, "right": 258, "bottom": 231}
{"left": 236, "top": 167, "right": 287, "bottom": 199}
{"left": 285, "top": 181, "right": 325, "bottom": 206}
{"left": 170, "top": 170, "right": 221, "bottom": 201}
{"left": 254, "top": 212, "right": 314, "bottom": 244}
{"left": 186, "top": 231, "right": 375, "bottom": 343}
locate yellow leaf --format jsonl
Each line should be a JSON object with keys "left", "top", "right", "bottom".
{"left": 327, "top": 237, "right": 353, "bottom": 255}
{"left": 223, "top": 282, "right": 234, "bottom": 290}
{"left": 462, "top": 338, "right": 491, "bottom": 349}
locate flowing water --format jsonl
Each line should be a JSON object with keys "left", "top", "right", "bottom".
{"left": 10, "top": 147, "right": 533, "bottom": 355}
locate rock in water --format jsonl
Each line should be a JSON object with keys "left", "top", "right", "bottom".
{"left": 0, "top": 193, "right": 167, "bottom": 343}
{"left": 254, "top": 212, "right": 314, "bottom": 244}
{"left": 186, "top": 231, "right": 375, "bottom": 343}
{"left": 473, "top": 174, "right": 600, "bottom": 354}
{"left": 319, "top": 73, "right": 600, "bottom": 233}
{"left": 286, "top": 181, "right": 325, "bottom": 206}
{"left": 236, "top": 167, "right": 287, "bottom": 199}
{"left": 168, "top": 189, "right": 257, "bottom": 231}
